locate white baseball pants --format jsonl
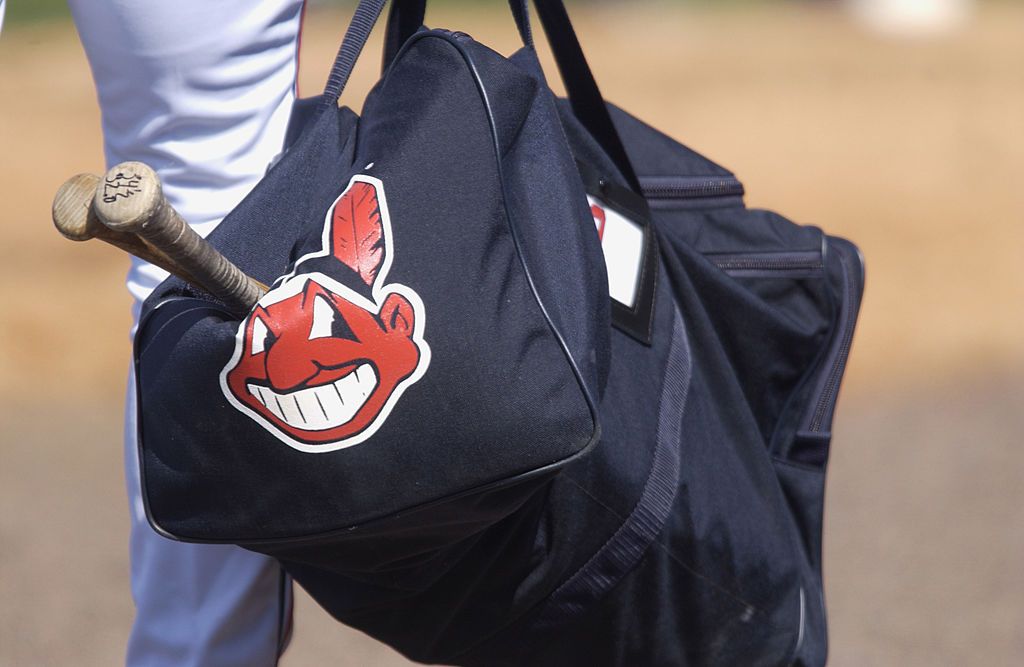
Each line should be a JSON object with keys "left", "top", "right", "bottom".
{"left": 67, "top": 2, "right": 306, "bottom": 665}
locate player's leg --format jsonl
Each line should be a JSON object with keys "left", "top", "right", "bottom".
{"left": 67, "top": 2, "right": 305, "bottom": 665}
{"left": 124, "top": 375, "right": 292, "bottom": 666}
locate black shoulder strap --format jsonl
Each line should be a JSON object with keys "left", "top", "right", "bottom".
{"left": 321, "top": 0, "right": 388, "bottom": 109}
{"left": 531, "top": 1, "right": 641, "bottom": 193}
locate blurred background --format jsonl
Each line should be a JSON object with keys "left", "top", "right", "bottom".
{"left": 1, "top": 0, "right": 1020, "bottom": 664}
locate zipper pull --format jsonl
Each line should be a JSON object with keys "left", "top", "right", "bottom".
{"left": 436, "top": 29, "right": 473, "bottom": 41}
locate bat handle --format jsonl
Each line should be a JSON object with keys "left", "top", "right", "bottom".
{"left": 93, "top": 161, "right": 267, "bottom": 314}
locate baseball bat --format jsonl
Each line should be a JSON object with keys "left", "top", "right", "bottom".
{"left": 91, "top": 161, "right": 268, "bottom": 315}
{"left": 52, "top": 173, "right": 203, "bottom": 287}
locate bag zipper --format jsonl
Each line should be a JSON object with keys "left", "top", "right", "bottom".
{"left": 640, "top": 175, "right": 745, "bottom": 201}
{"left": 808, "top": 244, "right": 861, "bottom": 432}
{"left": 705, "top": 250, "right": 824, "bottom": 277}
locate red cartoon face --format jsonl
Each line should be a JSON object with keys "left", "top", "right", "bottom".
{"left": 220, "top": 176, "right": 430, "bottom": 452}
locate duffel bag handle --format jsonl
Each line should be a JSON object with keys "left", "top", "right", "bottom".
{"left": 382, "top": 0, "right": 534, "bottom": 68}
{"left": 382, "top": 0, "right": 643, "bottom": 195}
{"left": 322, "top": 0, "right": 642, "bottom": 195}
{"left": 323, "top": 0, "right": 531, "bottom": 107}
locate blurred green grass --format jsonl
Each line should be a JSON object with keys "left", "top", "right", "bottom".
{"left": 4, "top": 0, "right": 69, "bottom": 25}
{"left": 4, "top": 0, "right": 1015, "bottom": 27}
{"left": 1, "top": 0, "right": 787, "bottom": 28}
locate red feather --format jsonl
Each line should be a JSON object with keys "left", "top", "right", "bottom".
{"left": 331, "top": 181, "right": 385, "bottom": 287}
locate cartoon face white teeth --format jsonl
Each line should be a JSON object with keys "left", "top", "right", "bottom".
{"left": 220, "top": 174, "right": 431, "bottom": 453}
{"left": 245, "top": 363, "right": 378, "bottom": 431}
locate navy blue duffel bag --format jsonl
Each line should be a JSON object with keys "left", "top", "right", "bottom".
{"left": 134, "top": 1, "right": 864, "bottom": 664}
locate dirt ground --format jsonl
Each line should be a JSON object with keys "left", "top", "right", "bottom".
{"left": 1, "top": 3, "right": 1021, "bottom": 665}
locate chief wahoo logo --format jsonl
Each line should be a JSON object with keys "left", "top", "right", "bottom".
{"left": 220, "top": 175, "right": 430, "bottom": 453}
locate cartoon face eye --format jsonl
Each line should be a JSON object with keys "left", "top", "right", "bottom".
{"left": 251, "top": 316, "right": 271, "bottom": 355}
{"left": 308, "top": 294, "right": 358, "bottom": 342}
